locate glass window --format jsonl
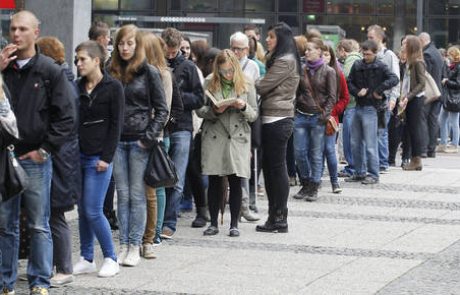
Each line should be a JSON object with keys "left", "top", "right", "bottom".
{"left": 220, "top": 0, "right": 244, "bottom": 11}
{"left": 170, "top": 0, "right": 181, "bottom": 10}
{"left": 186, "top": 0, "right": 217, "bottom": 11}
{"left": 325, "top": 15, "right": 374, "bottom": 43}
{"left": 327, "top": 0, "right": 374, "bottom": 14}
{"left": 279, "top": 15, "right": 299, "bottom": 35}
{"left": 93, "top": 0, "right": 118, "bottom": 10}
{"left": 428, "top": 18, "right": 448, "bottom": 47}
{"left": 245, "top": 0, "right": 274, "bottom": 12}
{"left": 120, "top": 0, "right": 154, "bottom": 10}
{"left": 279, "top": 0, "right": 298, "bottom": 12}
{"left": 376, "top": 0, "right": 393, "bottom": 14}
{"left": 428, "top": 0, "right": 448, "bottom": 15}
{"left": 303, "top": 0, "right": 326, "bottom": 13}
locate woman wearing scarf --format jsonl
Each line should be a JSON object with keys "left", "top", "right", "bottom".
{"left": 293, "top": 37, "right": 337, "bottom": 201}
{"left": 197, "top": 49, "right": 257, "bottom": 237}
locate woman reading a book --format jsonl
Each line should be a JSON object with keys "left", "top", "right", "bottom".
{"left": 196, "top": 49, "right": 258, "bottom": 237}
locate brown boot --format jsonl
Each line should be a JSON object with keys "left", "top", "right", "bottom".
{"left": 403, "top": 156, "right": 422, "bottom": 171}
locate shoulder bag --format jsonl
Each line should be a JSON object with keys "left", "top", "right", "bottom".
{"left": 144, "top": 142, "right": 178, "bottom": 188}
{"left": 424, "top": 71, "right": 441, "bottom": 104}
{"left": 0, "top": 145, "right": 29, "bottom": 202}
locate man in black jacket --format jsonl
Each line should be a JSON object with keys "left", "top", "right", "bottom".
{"left": 161, "top": 27, "right": 204, "bottom": 239}
{"left": 0, "top": 11, "right": 76, "bottom": 295}
{"left": 346, "top": 40, "right": 399, "bottom": 185}
{"left": 419, "top": 32, "right": 444, "bottom": 157}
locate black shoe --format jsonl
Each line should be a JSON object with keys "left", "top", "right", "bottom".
{"left": 191, "top": 207, "right": 208, "bottom": 228}
{"left": 229, "top": 227, "right": 240, "bottom": 237}
{"left": 104, "top": 210, "right": 118, "bottom": 231}
{"left": 361, "top": 176, "right": 379, "bottom": 185}
{"left": 203, "top": 226, "right": 219, "bottom": 236}
{"left": 305, "top": 182, "right": 320, "bottom": 202}
{"left": 255, "top": 209, "right": 288, "bottom": 233}
{"left": 293, "top": 181, "right": 311, "bottom": 199}
{"left": 427, "top": 152, "right": 436, "bottom": 158}
{"left": 344, "top": 175, "right": 366, "bottom": 182}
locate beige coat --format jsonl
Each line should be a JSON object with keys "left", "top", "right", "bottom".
{"left": 196, "top": 77, "right": 258, "bottom": 178}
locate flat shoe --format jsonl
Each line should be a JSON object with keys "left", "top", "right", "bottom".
{"left": 203, "top": 226, "right": 219, "bottom": 236}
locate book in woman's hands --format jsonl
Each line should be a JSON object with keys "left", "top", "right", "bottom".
{"left": 205, "top": 90, "right": 238, "bottom": 108}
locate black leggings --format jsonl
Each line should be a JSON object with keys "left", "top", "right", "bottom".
{"left": 208, "top": 175, "right": 242, "bottom": 228}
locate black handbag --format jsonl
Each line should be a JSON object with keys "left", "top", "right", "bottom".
{"left": 144, "top": 142, "right": 178, "bottom": 188}
{"left": 443, "top": 87, "right": 460, "bottom": 112}
{"left": 0, "top": 145, "right": 29, "bottom": 202}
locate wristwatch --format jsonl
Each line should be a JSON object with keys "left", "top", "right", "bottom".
{"left": 38, "top": 148, "right": 50, "bottom": 161}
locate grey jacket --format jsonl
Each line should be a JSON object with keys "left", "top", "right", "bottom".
{"left": 256, "top": 54, "right": 299, "bottom": 117}
{"left": 197, "top": 77, "right": 258, "bottom": 178}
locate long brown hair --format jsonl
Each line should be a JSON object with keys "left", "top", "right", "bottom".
{"left": 404, "top": 35, "right": 424, "bottom": 66}
{"left": 142, "top": 32, "right": 167, "bottom": 72}
{"left": 207, "top": 49, "right": 247, "bottom": 96}
{"left": 110, "top": 24, "right": 146, "bottom": 83}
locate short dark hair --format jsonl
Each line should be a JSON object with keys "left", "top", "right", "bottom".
{"left": 161, "top": 27, "right": 182, "bottom": 48}
{"left": 88, "top": 21, "right": 110, "bottom": 41}
{"left": 243, "top": 24, "right": 260, "bottom": 35}
{"left": 361, "top": 40, "right": 379, "bottom": 53}
{"left": 75, "top": 40, "right": 106, "bottom": 70}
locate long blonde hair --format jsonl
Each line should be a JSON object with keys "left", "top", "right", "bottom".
{"left": 207, "top": 49, "right": 247, "bottom": 96}
{"left": 142, "top": 32, "right": 167, "bottom": 72}
{"left": 109, "top": 24, "right": 146, "bottom": 83}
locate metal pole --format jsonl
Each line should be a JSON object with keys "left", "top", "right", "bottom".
{"left": 416, "top": 0, "right": 424, "bottom": 33}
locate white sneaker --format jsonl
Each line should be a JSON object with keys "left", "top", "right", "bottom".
{"left": 142, "top": 243, "right": 157, "bottom": 259}
{"left": 73, "top": 257, "right": 97, "bottom": 275}
{"left": 117, "top": 244, "right": 128, "bottom": 265}
{"left": 98, "top": 258, "right": 120, "bottom": 278}
{"left": 122, "top": 245, "right": 141, "bottom": 266}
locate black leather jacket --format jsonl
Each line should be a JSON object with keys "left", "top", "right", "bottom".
{"left": 120, "top": 62, "right": 168, "bottom": 148}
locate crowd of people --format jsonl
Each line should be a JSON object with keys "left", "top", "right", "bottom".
{"left": 0, "top": 9, "right": 458, "bottom": 295}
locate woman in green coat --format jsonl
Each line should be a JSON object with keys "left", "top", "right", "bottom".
{"left": 197, "top": 49, "right": 258, "bottom": 237}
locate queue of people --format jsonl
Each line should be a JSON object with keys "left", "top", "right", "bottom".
{"left": 0, "top": 9, "right": 459, "bottom": 295}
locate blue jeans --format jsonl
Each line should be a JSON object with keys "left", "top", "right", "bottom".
{"left": 341, "top": 107, "right": 355, "bottom": 175}
{"left": 323, "top": 133, "right": 338, "bottom": 184}
{"left": 78, "top": 154, "right": 116, "bottom": 262}
{"left": 113, "top": 141, "right": 149, "bottom": 246}
{"left": 164, "top": 131, "right": 192, "bottom": 232}
{"left": 351, "top": 106, "right": 379, "bottom": 180}
{"left": 377, "top": 109, "right": 391, "bottom": 169}
{"left": 293, "top": 113, "right": 325, "bottom": 184}
{"left": 0, "top": 158, "right": 52, "bottom": 290}
{"left": 439, "top": 107, "right": 460, "bottom": 147}
{"left": 155, "top": 138, "right": 170, "bottom": 241}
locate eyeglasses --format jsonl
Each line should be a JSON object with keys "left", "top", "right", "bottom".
{"left": 231, "top": 46, "right": 246, "bottom": 52}
{"left": 219, "top": 68, "right": 235, "bottom": 76}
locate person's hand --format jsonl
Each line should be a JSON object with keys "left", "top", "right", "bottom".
{"left": 373, "top": 91, "right": 383, "bottom": 100}
{"left": 389, "top": 100, "right": 396, "bottom": 111}
{"left": 442, "top": 78, "right": 448, "bottom": 85}
{"left": 137, "top": 140, "right": 147, "bottom": 149}
{"left": 399, "top": 97, "right": 408, "bottom": 109}
{"left": 19, "top": 150, "right": 45, "bottom": 163}
{"left": 232, "top": 99, "right": 246, "bottom": 110}
{"left": 0, "top": 44, "right": 18, "bottom": 71}
{"left": 96, "top": 160, "right": 109, "bottom": 172}
{"left": 213, "top": 104, "right": 228, "bottom": 114}
{"left": 358, "top": 88, "right": 368, "bottom": 97}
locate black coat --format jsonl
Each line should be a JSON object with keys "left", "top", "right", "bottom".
{"left": 347, "top": 58, "right": 399, "bottom": 108}
{"left": 51, "top": 62, "right": 80, "bottom": 212}
{"left": 423, "top": 42, "right": 444, "bottom": 91}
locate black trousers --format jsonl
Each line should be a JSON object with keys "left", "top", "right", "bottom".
{"left": 50, "top": 210, "right": 73, "bottom": 274}
{"left": 185, "top": 133, "right": 207, "bottom": 208}
{"left": 406, "top": 97, "right": 425, "bottom": 157}
{"left": 262, "top": 118, "right": 293, "bottom": 213}
{"left": 422, "top": 100, "right": 442, "bottom": 154}
{"left": 208, "top": 174, "right": 242, "bottom": 228}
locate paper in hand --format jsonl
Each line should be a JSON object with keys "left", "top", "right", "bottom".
{"left": 205, "top": 90, "right": 238, "bottom": 108}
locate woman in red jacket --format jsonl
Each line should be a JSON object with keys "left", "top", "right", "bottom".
{"left": 322, "top": 45, "right": 349, "bottom": 193}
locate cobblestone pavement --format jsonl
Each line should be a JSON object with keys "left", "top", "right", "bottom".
{"left": 12, "top": 153, "right": 460, "bottom": 294}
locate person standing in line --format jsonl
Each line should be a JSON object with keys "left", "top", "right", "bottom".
{"left": 346, "top": 40, "right": 399, "bottom": 184}
{"left": 110, "top": 24, "right": 168, "bottom": 267}
{"left": 322, "top": 44, "right": 349, "bottom": 193}
{"left": 197, "top": 49, "right": 258, "bottom": 237}
{"left": 0, "top": 10, "right": 76, "bottom": 295}
{"left": 438, "top": 46, "right": 460, "bottom": 153}
{"left": 36, "top": 36, "right": 80, "bottom": 287}
{"left": 72, "top": 41, "right": 124, "bottom": 277}
{"left": 292, "top": 37, "right": 337, "bottom": 201}
{"left": 336, "top": 39, "right": 361, "bottom": 177}
{"left": 419, "top": 32, "right": 444, "bottom": 158}
{"left": 255, "top": 22, "right": 300, "bottom": 233}
{"left": 367, "top": 25, "right": 400, "bottom": 174}
{"left": 161, "top": 27, "right": 203, "bottom": 239}
{"left": 399, "top": 36, "right": 426, "bottom": 171}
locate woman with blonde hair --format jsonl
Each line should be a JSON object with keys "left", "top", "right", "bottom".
{"left": 110, "top": 24, "right": 168, "bottom": 266}
{"left": 197, "top": 49, "right": 258, "bottom": 237}
{"left": 399, "top": 35, "right": 426, "bottom": 170}
{"left": 438, "top": 46, "right": 460, "bottom": 153}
